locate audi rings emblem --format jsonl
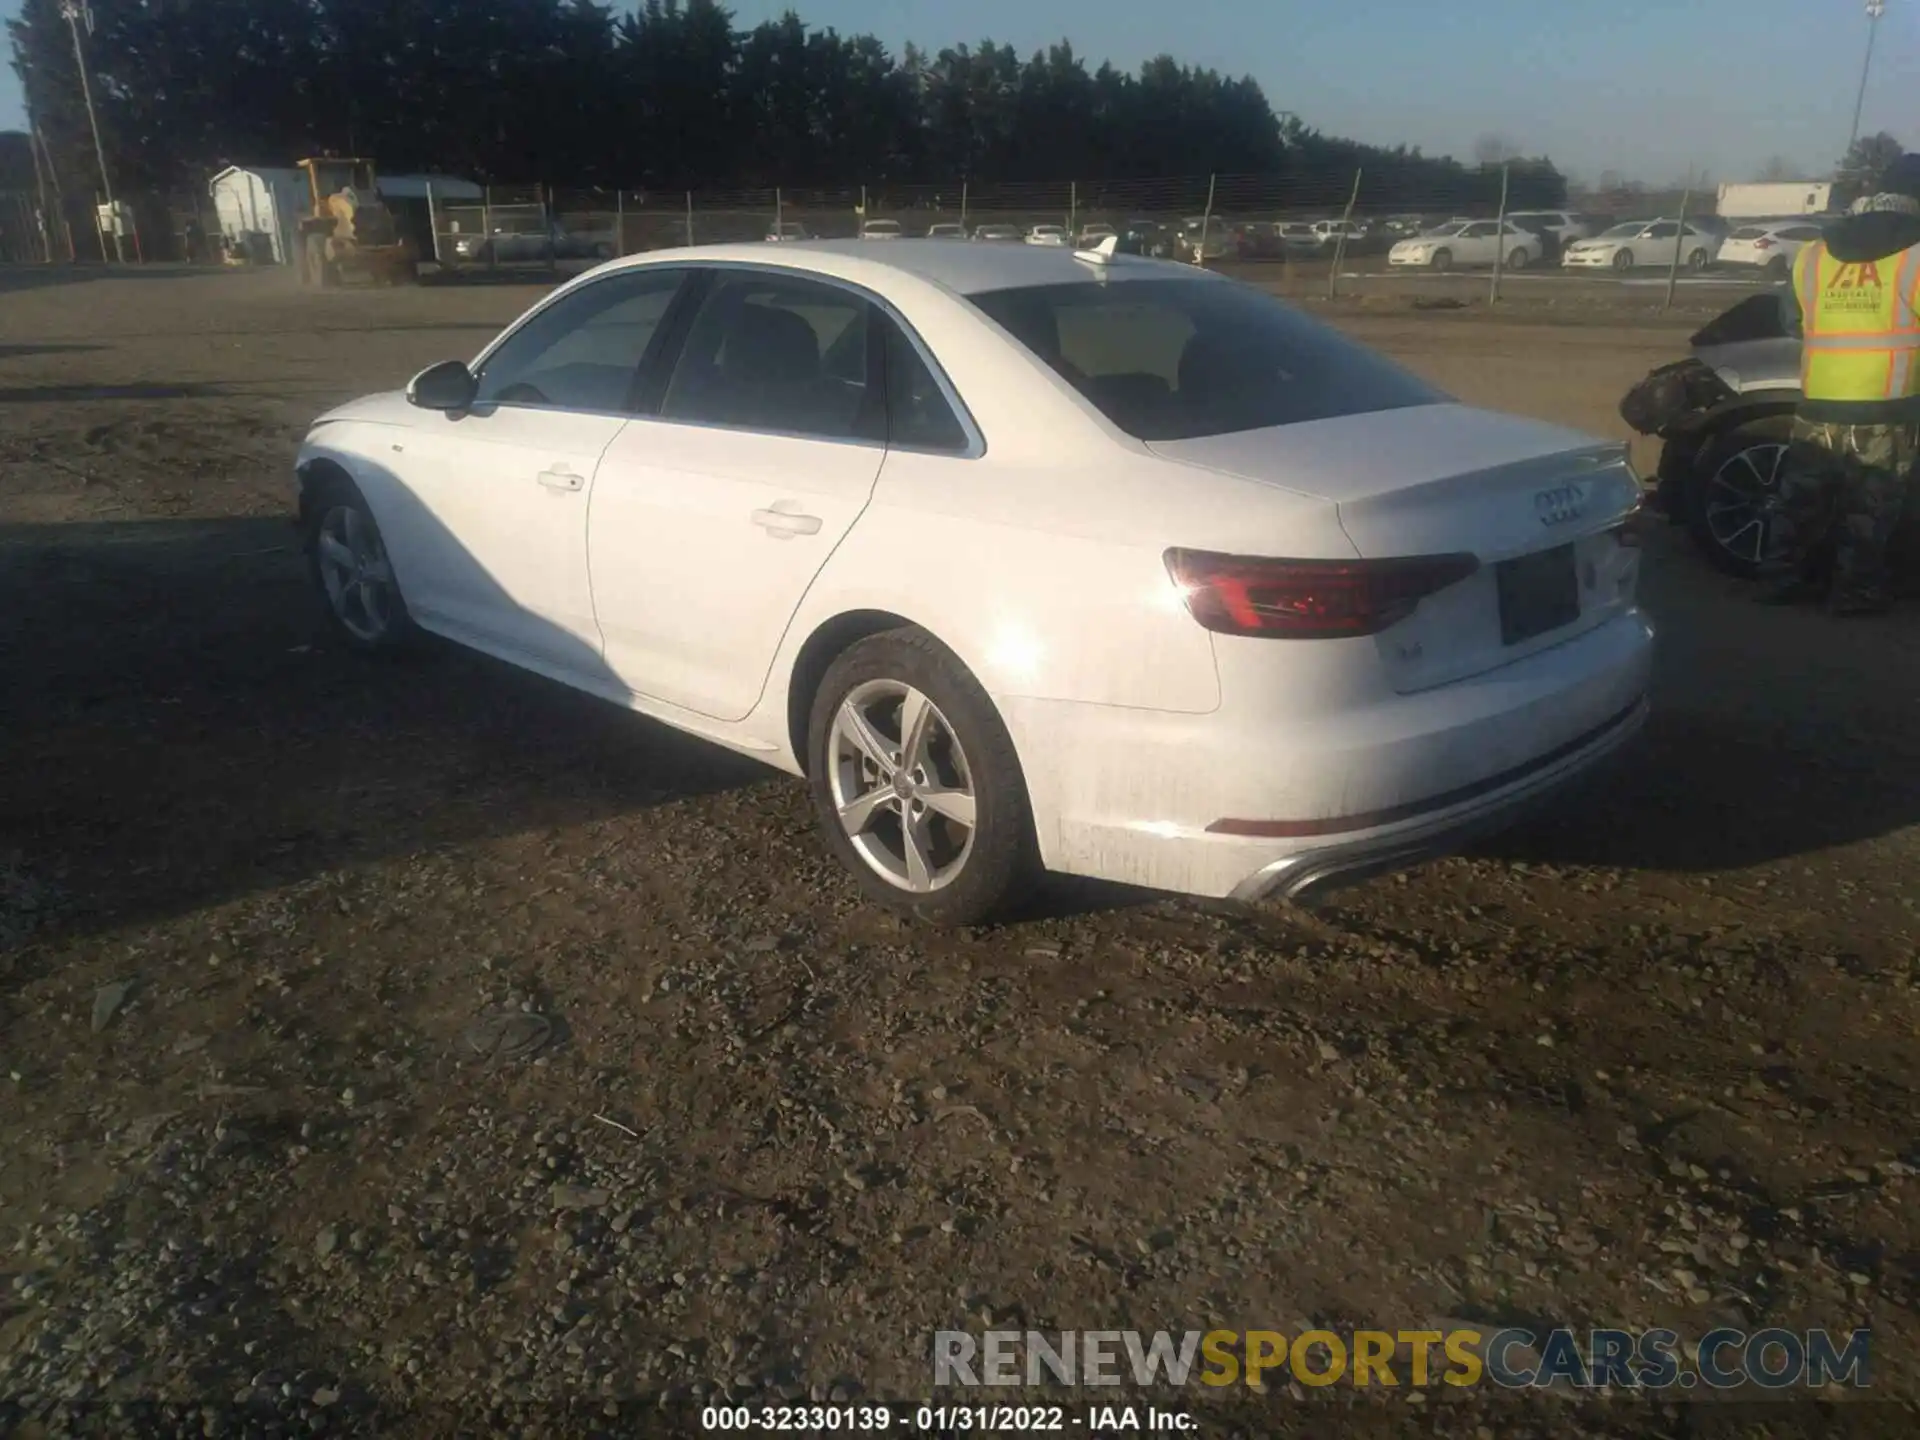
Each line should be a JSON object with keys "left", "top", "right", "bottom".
{"left": 1534, "top": 482, "right": 1589, "bottom": 527}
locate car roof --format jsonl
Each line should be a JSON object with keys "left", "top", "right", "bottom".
{"left": 599, "top": 238, "right": 1209, "bottom": 297}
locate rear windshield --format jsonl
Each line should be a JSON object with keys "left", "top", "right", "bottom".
{"left": 1730, "top": 226, "right": 1767, "bottom": 239}
{"left": 968, "top": 277, "right": 1445, "bottom": 441}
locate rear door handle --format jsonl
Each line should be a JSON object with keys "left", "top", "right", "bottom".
{"left": 751, "top": 507, "right": 823, "bottom": 537}
{"left": 538, "top": 467, "right": 585, "bottom": 492}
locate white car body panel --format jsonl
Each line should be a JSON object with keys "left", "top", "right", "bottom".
{"left": 587, "top": 419, "right": 883, "bottom": 721}
{"left": 297, "top": 240, "right": 1653, "bottom": 902}
{"left": 312, "top": 399, "right": 618, "bottom": 673}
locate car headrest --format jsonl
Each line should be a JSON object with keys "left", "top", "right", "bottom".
{"left": 1178, "top": 333, "right": 1248, "bottom": 396}
{"left": 724, "top": 305, "right": 820, "bottom": 384}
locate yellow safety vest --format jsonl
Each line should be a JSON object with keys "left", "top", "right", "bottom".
{"left": 1794, "top": 240, "right": 1920, "bottom": 405}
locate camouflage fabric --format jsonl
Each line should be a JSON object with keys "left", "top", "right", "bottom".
{"left": 1764, "top": 417, "right": 1919, "bottom": 607}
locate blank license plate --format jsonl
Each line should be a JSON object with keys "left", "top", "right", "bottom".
{"left": 1496, "top": 544, "right": 1580, "bottom": 645}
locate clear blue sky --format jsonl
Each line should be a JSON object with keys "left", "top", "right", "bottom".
{"left": 2, "top": 0, "right": 1914, "bottom": 183}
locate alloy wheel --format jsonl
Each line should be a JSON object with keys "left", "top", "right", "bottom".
{"left": 1703, "top": 441, "right": 1789, "bottom": 568}
{"left": 315, "top": 504, "right": 398, "bottom": 643}
{"left": 826, "top": 680, "right": 977, "bottom": 893}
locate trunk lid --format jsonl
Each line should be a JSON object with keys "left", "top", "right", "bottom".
{"left": 1150, "top": 403, "right": 1645, "bottom": 693}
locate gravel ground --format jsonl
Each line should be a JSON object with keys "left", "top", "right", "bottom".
{"left": 2, "top": 265, "right": 1918, "bottom": 1438}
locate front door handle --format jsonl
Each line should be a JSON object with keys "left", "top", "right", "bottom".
{"left": 538, "top": 467, "right": 585, "bottom": 492}
{"left": 751, "top": 507, "right": 823, "bottom": 537}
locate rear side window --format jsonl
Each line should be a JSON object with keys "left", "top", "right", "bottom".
{"left": 968, "top": 277, "right": 1444, "bottom": 442}
{"left": 879, "top": 318, "right": 970, "bottom": 453}
{"left": 661, "top": 272, "right": 881, "bottom": 441}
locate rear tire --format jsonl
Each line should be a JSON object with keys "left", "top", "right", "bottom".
{"left": 1506, "top": 246, "right": 1530, "bottom": 270}
{"left": 1764, "top": 255, "right": 1790, "bottom": 282}
{"left": 1687, "top": 247, "right": 1711, "bottom": 272}
{"left": 807, "top": 628, "right": 1038, "bottom": 927}
{"left": 303, "top": 233, "right": 327, "bottom": 287}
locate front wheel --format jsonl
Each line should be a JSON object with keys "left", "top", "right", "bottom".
{"left": 1688, "top": 417, "right": 1795, "bottom": 577}
{"left": 305, "top": 475, "right": 414, "bottom": 652}
{"left": 1429, "top": 248, "right": 1453, "bottom": 273}
{"left": 1613, "top": 248, "right": 1635, "bottom": 272}
{"left": 807, "top": 628, "right": 1038, "bottom": 926}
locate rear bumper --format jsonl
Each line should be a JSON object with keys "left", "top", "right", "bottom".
{"left": 1226, "top": 696, "right": 1648, "bottom": 902}
{"left": 1002, "top": 609, "right": 1654, "bottom": 903}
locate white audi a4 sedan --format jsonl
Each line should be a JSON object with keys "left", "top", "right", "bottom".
{"left": 294, "top": 239, "right": 1653, "bottom": 925}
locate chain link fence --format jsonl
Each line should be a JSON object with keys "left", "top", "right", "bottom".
{"left": 5, "top": 167, "right": 1763, "bottom": 314}
{"left": 397, "top": 169, "right": 1740, "bottom": 309}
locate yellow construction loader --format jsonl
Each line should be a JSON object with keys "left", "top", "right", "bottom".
{"left": 294, "top": 156, "right": 418, "bottom": 287}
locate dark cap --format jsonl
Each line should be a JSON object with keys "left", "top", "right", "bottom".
{"left": 1877, "top": 152, "right": 1920, "bottom": 201}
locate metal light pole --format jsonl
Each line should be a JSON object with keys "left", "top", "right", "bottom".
{"left": 1847, "top": 0, "right": 1887, "bottom": 156}
{"left": 60, "top": 0, "right": 124, "bottom": 262}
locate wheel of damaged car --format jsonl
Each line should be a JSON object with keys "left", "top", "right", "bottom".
{"left": 807, "top": 628, "right": 1037, "bottom": 927}
{"left": 1689, "top": 417, "right": 1794, "bottom": 578}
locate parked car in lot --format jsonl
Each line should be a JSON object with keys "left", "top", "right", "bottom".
{"left": 765, "top": 222, "right": 812, "bottom": 243}
{"left": 926, "top": 223, "right": 968, "bottom": 239}
{"left": 296, "top": 240, "right": 1651, "bottom": 924}
{"left": 859, "top": 219, "right": 903, "bottom": 241}
{"left": 1025, "top": 225, "right": 1069, "bottom": 247}
{"left": 452, "top": 218, "right": 611, "bottom": 264}
{"left": 1174, "top": 216, "right": 1234, "bottom": 262}
{"left": 1076, "top": 223, "right": 1117, "bottom": 248}
{"left": 972, "top": 224, "right": 1023, "bottom": 243}
{"left": 1229, "top": 222, "right": 1289, "bottom": 260}
{"left": 1118, "top": 220, "right": 1174, "bottom": 257}
{"left": 1311, "top": 219, "right": 1367, "bottom": 249}
{"left": 1388, "top": 219, "right": 1540, "bottom": 271}
{"left": 1562, "top": 219, "right": 1721, "bottom": 272}
{"left": 1507, "top": 211, "right": 1600, "bottom": 255}
{"left": 1715, "top": 218, "right": 1826, "bottom": 280}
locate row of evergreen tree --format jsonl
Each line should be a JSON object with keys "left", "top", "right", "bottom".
{"left": 7, "top": 0, "right": 1566, "bottom": 209}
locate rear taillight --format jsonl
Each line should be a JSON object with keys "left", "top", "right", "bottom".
{"left": 1165, "top": 548, "right": 1480, "bottom": 639}
{"left": 1752, "top": 237, "right": 1775, "bottom": 250}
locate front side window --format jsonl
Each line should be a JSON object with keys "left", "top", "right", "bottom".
{"left": 661, "top": 272, "right": 880, "bottom": 441}
{"left": 474, "top": 269, "right": 687, "bottom": 412}
{"left": 969, "top": 277, "right": 1444, "bottom": 442}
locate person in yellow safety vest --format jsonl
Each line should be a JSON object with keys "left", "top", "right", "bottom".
{"left": 1762, "top": 153, "right": 1920, "bottom": 614}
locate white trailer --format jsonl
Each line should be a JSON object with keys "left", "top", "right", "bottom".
{"left": 209, "top": 165, "right": 308, "bottom": 264}
{"left": 1715, "top": 181, "right": 1833, "bottom": 220}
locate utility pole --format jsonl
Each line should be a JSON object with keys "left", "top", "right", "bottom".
{"left": 60, "top": 0, "right": 124, "bottom": 263}
{"left": 1848, "top": 0, "right": 1887, "bottom": 156}
{"left": 27, "top": 121, "right": 53, "bottom": 261}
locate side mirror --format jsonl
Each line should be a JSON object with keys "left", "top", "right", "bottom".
{"left": 406, "top": 359, "right": 476, "bottom": 412}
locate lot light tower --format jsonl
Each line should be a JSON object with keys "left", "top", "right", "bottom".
{"left": 60, "top": 0, "right": 124, "bottom": 262}
{"left": 1847, "top": 0, "right": 1886, "bottom": 156}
